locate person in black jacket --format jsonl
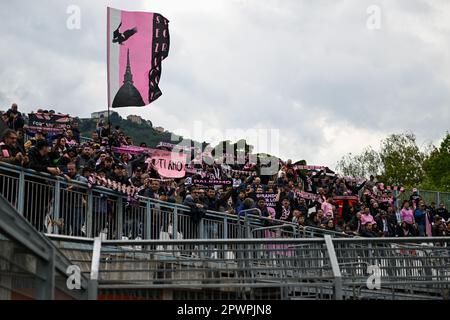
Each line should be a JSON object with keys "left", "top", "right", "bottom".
{"left": 375, "top": 211, "right": 392, "bottom": 237}
{"left": 183, "top": 187, "right": 206, "bottom": 238}
{"left": 0, "top": 129, "right": 24, "bottom": 166}
{"left": 76, "top": 145, "right": 95, "bottom": 173}
{"left": 344, "top": 179, "right": 366, "bottom": 196}
{"left": 436, "top": 202, "right": 449, "bottom": 221}
{"left": 275, "top": 196, "right": 293, "bottom": 222}
{"left": 360, "top": 222, "right": 379, "bottom": 237}
{"left": 27, "top": 140, "right": 61, "bottom": 175}
{"left": 139, "top": 179, "right": 161, "bottom": 199}
{"left": 202, "top": 187, "right": 232, "bottom": 212}
{"left": 15, "top": 129, "right": 26, "bottom": 155}
{"left": 0, "top": 130, "right": 26, "bottom": 208}
{"left": 341, "top": 199, "right": 354, "bottom": 224}
{"left": 255, "top": 198, "right": 271, "bottom": 226}
{"left": 23, "top": 140, "right": 60, "bottom": 232}
{"left": 202, "top": 188, "right": 219, "bottom": 211}
{"left": 202, "top": 187, "right": 231, "bottom": 239}
{"left": 6, "top": 103, "right": 24, "bottom": 131}
{"left": 107, "top": 163, "right": 128, "bottom": 185}
{"left": 396, "top": 221, "right": 417, "bottom": 237}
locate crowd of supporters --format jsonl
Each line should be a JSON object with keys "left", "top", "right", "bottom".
{"left": 1, "top": 103, "right": 450, "bottom": 239}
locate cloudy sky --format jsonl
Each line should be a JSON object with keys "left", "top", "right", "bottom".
{"left": 1, "top": 0, "right": 449, "bottom": 169}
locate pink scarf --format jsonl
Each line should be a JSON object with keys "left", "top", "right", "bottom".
{"left": 425, "top": 211, "right": 432, "bottom": 237}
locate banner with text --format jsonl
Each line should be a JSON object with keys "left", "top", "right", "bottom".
{"left": 27, "top": 113, "right": 72, "bottom": 133}
{"left": 192, "top": 178, "right": 233, "bottom": 186}
{"left": 253, "top": 192, "right": 278, "bottom": 209}
{"left": 146, "top": 149, "right": 186, "bottom": 178}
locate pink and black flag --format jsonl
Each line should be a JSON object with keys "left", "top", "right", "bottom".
{"left": 107, "top": 7, "right": 170, "bottom": 108}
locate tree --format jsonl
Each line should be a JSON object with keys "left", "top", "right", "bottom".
{"left": 336, "top": 147, "right": 381, "bottom": 178}
{"left": 379, "top": 133, "right": 425, "bottom": 187}
{"left": 422, "top": 132, "right": 450, "bottom": 192}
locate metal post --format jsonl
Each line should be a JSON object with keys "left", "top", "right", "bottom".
{"left": 88, "top": 237, "right": 102, "bottom": 300}
{"left": 53, "top": 180, "right": 61, "bottom": 234}
{"left": 145, "top": 200, "right": 152, "bottom": 239}
{"left": 117, "top": 197, "right": 123, "bottom": 239}
{"left": 324, "top": 235, "right": 343, "bottom": 300}
{"left": 223, "top": 215, "right": 228, "bottom": 240}
{"left": 244, "top": 214, "right": 251, "bottom": 239}
{"left": 199, "top": 218, "right": 204, "bottom": 239}
{"left": 17, "top": 170, "right": 25, "bottom": 215}
{"left": 86, "top": 191, "right": 93, "bottom": 238}
{"left": 172, "top": 207, "right": 178, "bottom": 240}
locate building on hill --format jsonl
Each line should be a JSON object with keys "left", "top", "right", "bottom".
{"left": 154, "top": 126, "right": 165, "bottom": 133}
{"left": 91, "top": 110, "right": 109, "bottom": 119}
{"left": 127, "top": 115, "right": 144, "bottom": 125}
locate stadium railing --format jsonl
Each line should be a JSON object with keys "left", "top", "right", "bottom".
{"left": 0, "top": 194, "right": 89, "bottom": 300}
{"left": 46, "top": 234, "right": 450, "bottom": 300}
{"left": 0, "top": 162, "right": 349, "bottom": 241}
{"left": 3, "top": 161, "right": 448, "bottom": 242}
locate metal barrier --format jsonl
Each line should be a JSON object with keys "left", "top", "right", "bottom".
{"left": 396, "top": 189, "right": 450, "bottom": 209}
{"left": 1, "top": 161, "right": 447, "bottom": 243}
{"left": 0, "top": 195, "right": 89, "bottom": 300}
{"left": 46, "top": 235, "right": 450, "bottom": 300}
{"left": 332, "top": 238, "right": 450, "bottom": 299}
{"left": 0, "top": 162, "right": 316, "bottom": 241}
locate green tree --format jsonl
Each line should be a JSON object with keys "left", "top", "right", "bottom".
{"left": 379, "top": 133, "right": 425, "bottom": 187}
{"left": 422, "top": 132, "right": 450, "bottom": 192}
{"left": 336, "top": 147, "right": 381, "bottom": 178}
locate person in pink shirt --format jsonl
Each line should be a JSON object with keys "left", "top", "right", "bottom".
{"left": 321, "top": 196, "right": 334, "bottom": 219}
{"left": 400, "top": 201, "right": 415, "bottom": 225}
{"left": 360, "top": 207, "right": 375, "bottom": 225}
{"left": 65, "top": 129, "right": 79, "bottom": 147}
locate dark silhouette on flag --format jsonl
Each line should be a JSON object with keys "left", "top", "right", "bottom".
{"left": 112, "top": 22, "right": 137, "bottom": 45}
{"left": 108, "top": 8, "right": 170, "bottom": 108}
{"left": 112, "top": 49, "right": 145, "bottom": 108}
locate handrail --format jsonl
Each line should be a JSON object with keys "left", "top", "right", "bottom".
{"left": 45, "top": 234, "right": 95, "bottom": 243}
{"left": 6, "top": 161, "right": 448, "bottom": 242}
{"left": 0, "top": 160, "right": 358, "bottom": 241}
{"left": 251, "top": 224, "right": 298, "bottom": 234}
{"left": 0, "top": 162, "right": 263, "bottom": 223}
{"left": 331, "top": 236, "right": 450, "bottom": 244}
{"left": 96, "top": 237, "right": 450, "bottom": 246}
{"left": 41, "top": 235, "right": 448, "bottom": 301}
{"left": 301, "top": 225, "right": 354, "bottom": 238}
{"left": 0, "top": 161, "right": 123, "bottom": 197}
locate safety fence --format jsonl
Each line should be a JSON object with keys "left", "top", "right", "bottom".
{"left": 397, "top": 189, "right": 450, "bottom": 209}
{"left": 1, "top": 184, "right": 448, "bottom": 301}
{"left": 0, "top": 195, "right": 89, "bottom": 300}
{"left": 48, "top": 235, "right": 450, "bottom": 300}
{"left": 0, "top": 162, "right": 351, "bottom": 241}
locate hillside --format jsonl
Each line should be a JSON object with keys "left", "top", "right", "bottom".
{"left": 77, "top": 112, "right": 189, "bottom": 148}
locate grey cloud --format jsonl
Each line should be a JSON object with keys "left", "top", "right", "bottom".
{"left": 0, "top": 0, "right": 449, "bottom": 168}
